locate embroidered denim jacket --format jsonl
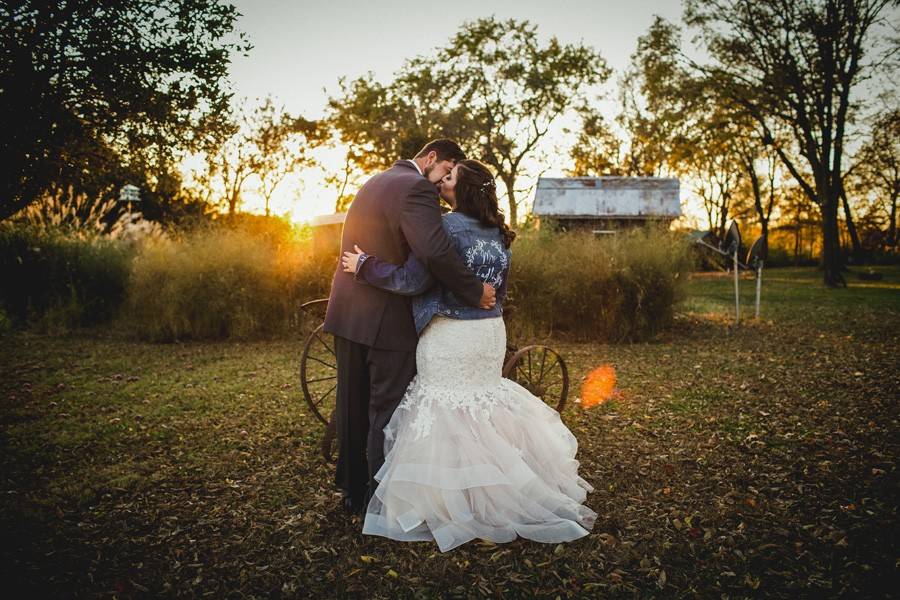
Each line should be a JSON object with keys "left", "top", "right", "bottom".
{"left": 354, "top": 211, "right": 511, "bottom": 334}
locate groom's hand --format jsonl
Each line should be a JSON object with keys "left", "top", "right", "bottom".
{"left": 479, "top": 283, "right": 496, "bottom": 309}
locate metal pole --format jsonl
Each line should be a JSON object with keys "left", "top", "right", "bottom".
{"left": 755, "top": 261, "right": 763, "bottom": 319}
{"left": 733, "top": 248, "right": 740, "bottom": 325}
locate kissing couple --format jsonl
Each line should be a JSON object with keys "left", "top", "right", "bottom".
{"left": 323, "top": 139, "right": 596, "bottom": 552}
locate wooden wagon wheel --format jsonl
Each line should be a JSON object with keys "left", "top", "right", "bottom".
{"left": 320, "top": 413, "right": 337, "bottom": 463}
{"left": 297, "top": 299, "right": 338, "bottom": 461}
{"left": 300, "top": 322, "right": 338, "bottom": 425}
{"left": 502, "top": 345, "right": 569, "bottom": 413}
{"left": 299, "top": 321, "right": 339, "bottom": 462}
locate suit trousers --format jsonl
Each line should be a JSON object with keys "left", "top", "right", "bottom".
{"left": 333, "top": 335, "right": 416, "bottom": 504}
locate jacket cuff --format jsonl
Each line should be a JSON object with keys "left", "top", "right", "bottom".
{"left": 353, "top": 253, "right": 371, "bottom": 283}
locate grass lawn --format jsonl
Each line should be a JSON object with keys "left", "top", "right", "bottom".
{"left": 1, "top": 265, "right": 898, "bottom": 598}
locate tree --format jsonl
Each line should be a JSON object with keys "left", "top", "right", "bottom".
{"left": 852, "top": 107, "right": 900, "bottom": 248}
{"left": 437, "top": 18, "right": 610, "bottom": 225}
{"left": 684, "top": 0, "right": 898, "bottom": 287}
{"left": 614, "top": 17, "right": 697, "bottom": 178}
{"left": 0, "top": 0, "right": 250, "bottom": 222}
{"left": 247, "top": 97, "right": 322, "bottom": 216}
{"left": 566, "top": 108, "right": 626, "bottom": 176}
{"left": 204, "top": 113, "right": 254, "bottom": 216}
{"left": 328, "top": 18, "right": 609, "bottom": 225}
{"left": 693, "top": 133, "right": 744, "bottom": 240}
{"left": 737, "top": 141, "right": 784, "bottom": 241}
{"left": 580, "top": 17, "right": 757, "bottom": 237}
{"left": 778, "top": 184, "right": 823, "bottom": 263}
{"left": 327, "top": 72, "right": 470, "bottom": 174}
{"left": 323, "top": 147, "right": 366, "bottom": 213}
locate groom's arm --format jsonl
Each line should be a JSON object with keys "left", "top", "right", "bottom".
{"left": 399, "top": 180, "right": 485, "bottom": 308}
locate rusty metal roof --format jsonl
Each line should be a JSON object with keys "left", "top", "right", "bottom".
{"left": 533, "top": 177, "right": 681, "bottom": 219}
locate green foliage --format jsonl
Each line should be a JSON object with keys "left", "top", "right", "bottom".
{"left": 0, "top": 224, "right": 134, "bottom": 332}
{"left": 507, "top": 227, "right": 694, "bottom": 341}
{"left": 122, "top": 223, "right": 333, "bottom": 341}
{"left": 327, "top": 16, "right": 610, "bottom": 224}
{"left": 683, "top": 0, "right": 896, "bottom": 287}
{"left": 850, "top": 108, "right": 900, "bottom": 250}
{"left": 0, "top": 0, "right": 250, "bottom": 221}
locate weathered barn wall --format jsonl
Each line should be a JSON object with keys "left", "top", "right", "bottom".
{"left": 533, "top": 177, "right": 681, "bottom": 220}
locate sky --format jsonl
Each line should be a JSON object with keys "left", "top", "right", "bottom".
{"left": 204, "top": 0, "right": 704, "bottom": 225}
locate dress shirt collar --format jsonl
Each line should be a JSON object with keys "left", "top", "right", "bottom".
{"left": 406, "top": 159, "right": 424, "bottom": 176}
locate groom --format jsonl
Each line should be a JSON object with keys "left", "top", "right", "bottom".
{"left": 323, "top": 139, "right": 496, "bottom": 515}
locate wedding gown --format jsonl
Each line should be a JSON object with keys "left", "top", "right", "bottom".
{"left": 362, "top": 314, "right": 597, "bottom": 552}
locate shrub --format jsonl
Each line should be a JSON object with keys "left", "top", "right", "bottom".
{"left": 506, "top": 227, "right": 694, "bottom": 342}
{"left": 1, "top": 216, "right": 694, "bottom": 343}
{"left": 0, "top": 224, "right": 134, "bottom": 332}
{"left": 121, "top": 226, "right": 334, "bottom": 341}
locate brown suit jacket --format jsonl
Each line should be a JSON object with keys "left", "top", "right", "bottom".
{"left": 323, "top": 161, "right": 483, "bottom": 351}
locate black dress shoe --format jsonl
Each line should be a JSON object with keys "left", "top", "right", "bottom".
{"left": 342, "top": 494, "right": 365, "bottom": 516}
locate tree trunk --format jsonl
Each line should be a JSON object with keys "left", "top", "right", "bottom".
{"left": 717, "top": 206, "right": 728, "bottom": 244}
{"left": 743, "top": 153, "right": 769, "bottom": 240}
{"left": 839, "top": 185, "right": 863, "bottom": 263}
{"left": 228, "top": 190, "right": 239, "bottom": 216}
{"left": 820, "top": 194, "right": 846, "bottom": 287}
{"left": 890, "top": 192, "right": 898, "bottom": 248}
{"left": 505, "top": 176, "right": 518, "bottom": 228}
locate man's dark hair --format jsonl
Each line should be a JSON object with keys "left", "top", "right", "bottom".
{"left": 414, "top": 139, "right": 466, "bottom": 163}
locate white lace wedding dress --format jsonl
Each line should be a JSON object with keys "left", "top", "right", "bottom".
{"left": 362, "top": 314, "right": 597, "bottom": 552}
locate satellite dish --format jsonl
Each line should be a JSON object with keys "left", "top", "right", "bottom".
{"left": 688, "top": 229, "right": 717, "bottom": 245}
{"left": 723, "top": 220, "right": 741, "bottom": 255}
{"left": 747, "top": 235, "right": 768, "bottom": 268}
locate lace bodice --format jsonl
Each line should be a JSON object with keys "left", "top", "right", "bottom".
{"left": 393, "top": 315, "right": 518, "bottom": 440}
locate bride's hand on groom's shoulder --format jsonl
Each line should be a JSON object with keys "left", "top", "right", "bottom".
{"left": 342, "top": 244, "right": 366, "bottom": 273}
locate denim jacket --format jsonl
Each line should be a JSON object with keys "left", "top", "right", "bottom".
{"left": 354, "top": 211, "right": 511, "bottom": 334}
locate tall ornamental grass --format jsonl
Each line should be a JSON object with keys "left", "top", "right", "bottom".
{"left": 122, "top": 226, "right": 335, "bottom": 341}
{"left": 0, "top": 224, "right": 133, "bottom": 332}
{"left": 506, "top": 227, "right": 694, "bottom": 342}
{"left": 2, "top": 216, "right": 693, "bottom": 343}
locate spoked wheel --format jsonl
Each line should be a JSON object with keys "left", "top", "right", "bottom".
{"left": 300, "top": 322, "right": 338, "bottom": 424}
{"left": 502, "top": 345, "right": 569, "bottom": 413}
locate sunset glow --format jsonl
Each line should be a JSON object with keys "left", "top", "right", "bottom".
{"left": 183, "top": 0, "right": 708, "bottom": 228}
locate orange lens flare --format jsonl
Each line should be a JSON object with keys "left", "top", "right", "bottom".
{"left": 580, "top": 364, "right": 617, "bottom": 408}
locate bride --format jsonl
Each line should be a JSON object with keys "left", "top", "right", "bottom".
{"left": 340, "top": 159, "right": 596, "bottom": 552}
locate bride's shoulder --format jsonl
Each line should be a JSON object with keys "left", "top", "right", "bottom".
{"left": 441, "top": 211, "right": 469, "bottom": 229}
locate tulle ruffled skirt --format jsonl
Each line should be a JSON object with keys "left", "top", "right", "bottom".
{"left": 361, "top": 316, "right": 596, "bottom": 552}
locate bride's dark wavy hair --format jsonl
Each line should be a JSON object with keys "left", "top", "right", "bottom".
{"left": 453, "top": 159, "right": 516, "bottom": 248}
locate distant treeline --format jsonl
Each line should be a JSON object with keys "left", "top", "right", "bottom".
{"left": 3, "top": 1, "right": 897, "bottom": 287}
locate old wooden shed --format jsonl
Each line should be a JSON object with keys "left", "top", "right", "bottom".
{"left": 532, "top": 177, "right": 681, "bottom": 232}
